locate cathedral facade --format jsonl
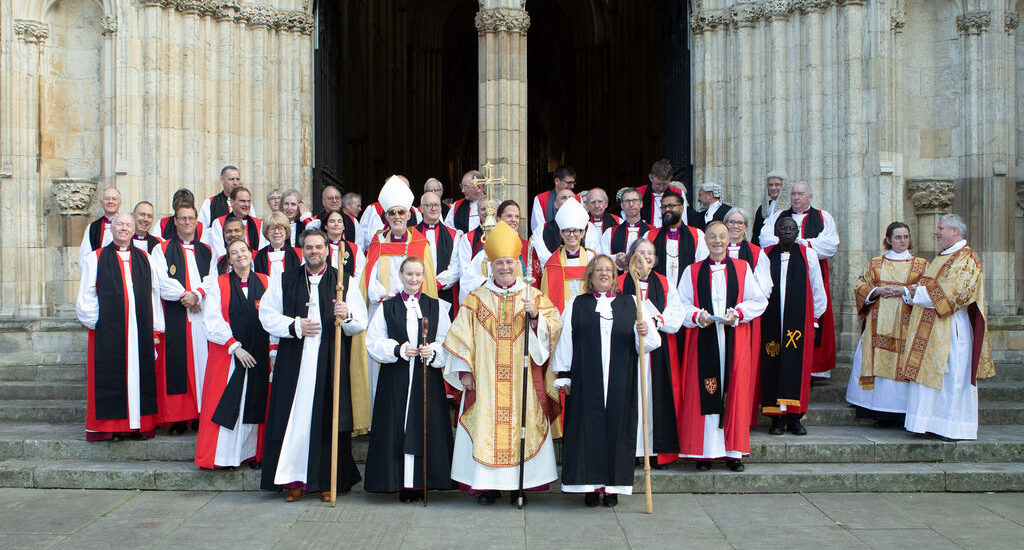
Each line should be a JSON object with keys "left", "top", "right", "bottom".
{"left": 1, "top": 0, "right": 1021, "bottom": 348}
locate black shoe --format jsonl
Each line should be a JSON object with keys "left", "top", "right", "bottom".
{"left": 726, "top": 460, "right": 745, "bottom": 472}
{"left": 695, "top": 461, "right": 712, "bottom": 471}
{"left": 128, "top": 433, "right": 148, "bottom": 441}
{"left": 169, "top": 422, "right": 188, "bottom": 435}
{"left": 399, "top": 489, "right": 422, "bottom": 503}
{"left": 648, "top": 457, "right": 665, "bottom": 470}
{"left": 602, "top": 494, "right": 618, "bottom": 507}
{"left": 787, "top": 420, "right": 808, "bottom": 436}
{"left": 476, "top": 490, "right": 500, "bottom": 505}
{"left": 768, "top": 416, "right": 785, "bottom": 436}
{"left": 247, "top": 461, "right": 262, "bottom": 470}
{"left": 584, "top": 492, "right": 600, "bottom": 507}
{"left": 933, "top": 434, "right": 955, "bottom": 442}
{"left": 510, "top": 491, "right": 527, "bottom": 507}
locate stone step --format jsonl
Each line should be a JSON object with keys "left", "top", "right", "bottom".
{"left": 808, "top": 380, "right": 1024, "bottom": 404}
{"left": 0, "top": 381, "right": 86, "bottom": 401}
{"left": 2, "top": 458, "right": 1022, "bottom": 493}
{"left": 824, "top": 362, "right": 1024, "bottom": 383}
{"left": 0, "top": 364, "right": 85, "bottom": 382}
{"left": 2, "top": 423, "right": 1022, "bottom": 465}
{"left": 0, "top": 401, "right": 85, "bottom": 423}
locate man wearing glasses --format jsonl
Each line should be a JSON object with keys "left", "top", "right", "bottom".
{"left": 635, "top": 159, "right": 684, "bottom": 228}
{"left": 645, "top": 190, "right": 708, "bottom": 288}
{"left": 445, "top": 170, "right": 484, "bottom": 233}
{"left": 531, "top": 165, "right": 580, "bottom": 234}
{"left": 601, "top": 188, "right": 650, "bottom": 268}
{"left": 417, "top": 191, "right": 462, "bottom": 313}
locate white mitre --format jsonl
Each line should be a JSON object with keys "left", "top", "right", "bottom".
{"left": 378, "top": 175, "right": 414, "bottom": 212}
{"left": 554, "top": 196, "right": 588, "bottom": 230}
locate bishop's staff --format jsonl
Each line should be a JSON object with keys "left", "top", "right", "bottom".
{"left": 420, "top": 315, "right": 430, "bottom": 507}
{"left": 628, "top": 253, "right": 655, "bottom": 514}
{"left": 329, "top": 271, "right": 346, "bottom": 507}
{"left": 515, "top": 238, "right": 535, "bottom": 510}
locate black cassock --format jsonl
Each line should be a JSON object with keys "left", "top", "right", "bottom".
{"left": 260, "top": 266, "right": 361, "bottom": 492}
{"left": 363, "top": 295, "right": 455, "bottom": 492}
{"left": 560, "top": 294, "right": 639, "bottom": 490}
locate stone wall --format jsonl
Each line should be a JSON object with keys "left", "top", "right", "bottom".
{"left": 688, "top": 0, "right": 1023, "bottom": 349}
{"left": 0, "top": 0, "right": 315, "bottom": 317}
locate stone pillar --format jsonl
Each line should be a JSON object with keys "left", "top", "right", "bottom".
{"left": 475, "top": 2, "right": 529, "bottom": 224}
{"left": 905, "top": 178, "right": 955, "bottom": 256}
{"left": 735, "top": 5, "right": 759, "bottom": 211}
{"left": 766, "top": 2, "right": 788, "bottom": 175}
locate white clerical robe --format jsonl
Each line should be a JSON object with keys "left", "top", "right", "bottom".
{"left": 635, "top": 278, "right": 685, "bottom": 457}
{"left": 845, "top": 249, "right": 913, "bottom": 414}
{"left": 259, "top": 268, "right": 368, "bottom": 484}
{"left": 204, "top": 216, "right": 269, "bottom": 259}
{"left": 151, "top": 243, "right": 211, "bottom": 409}
{"left": 678, "top": 262, "right": 768, "bottom": 459}
{"left": 902, "top": 240, "right": 979, "bottom": 440}
{"left": 77, "top": 247, "right": 165, "bottom": 431}
{"left": 420, "top": 224, "right": 463, "bottom": 293}
{"left": 600, "top": 223, "right": 645, "bottom": 257}
{"left": 78, "top": 216, "right": 114, "bottom": 269}
{"left": 657, "top": 227, "right": 710, "bottom": 284}
{"left": 443, "top": 279, "right": 558, "bottom": 490}
{"left": 366, "top": 295, "right": 451, "bottom": 487}
{"left": 727, "top": 243, "right": 773, "bottom": 297}
{"left": 552, "top": 293, "right": 660, "bottom": 493}
{"left": 757, "top": 208, "right": 840, "bottom": 259}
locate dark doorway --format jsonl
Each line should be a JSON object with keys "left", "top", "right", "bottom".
{"left": 526, "top": 0, "right": 691, "bottom": 199}
{"left": 314, "top": 1, "right": 691, "bottom": 211}
{"left": 313, "top": 0, "right": 478, "bottom": 209}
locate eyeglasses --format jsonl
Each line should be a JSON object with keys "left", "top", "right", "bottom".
{"left": 561, "top": 228, "right": 583, "bottom": 236}
{"left": 662, "top": 203, "right": 683, "bottom": 210}
{"left": 422, "top": 203, "right": 442, "bottom": 208}
{"left": 562, "top": 180, "right": 576, "bottom": 186}
{"left": 621, "top": 198, "right": 641, "bottom": 204}
{"left": 176, "top": 216, "right": 197, "bottom": 222}
{"left": 386, "top": 209, "right": 408, "bottom": 217}
{"left": 269, "top": 226, "right": 286, "bottom": 232}
{"left": 725, "top": 220, "right": 746, "bottom": 226}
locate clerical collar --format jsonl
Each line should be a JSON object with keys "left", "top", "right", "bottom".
{"left": 885, "top": 250, "right": 913, "bottom": 261}
{"left": 707, "top": 257, "right": 728, "bottom": 265}
{"left": 389, "top": 231, "right": 409, "bottom": 243}
{"left": 493, "top": 280, "right": 516, "bottom": 290}
{"left": 133, "top": 234, "right": 148, "bottom": 241}
{"left": 591, "top": 216, "right": 602, "bottom": 223}
{"left": 564, "top": 248, "right": 581, "bottom": 259}
{"left": 593, "top": 291, "right": 613, "bottom": 298}
{"left": 328, "top": 239, "right": 341, "bottom": 246}
{"left": 117, "top": 245, "right": 130, "bottom": 252}
{"left": 728, "top": 242, "right": 740, "bottom": 248}
{"left": 400, "top": 291, "right": 421, "bottom": 301}
{"left": 422, "top": 223, "right": 438, "bottom": 229}
{"left": 666, "top": 226, "right": 680, "bottom": 237}
{"left": 103, "top": 217, "right": 113, "bottom": 224}
{"left": 941, "top": 239, "right": 967, "bottom": 255}
{"left": 306, "top": 265, "right": 327, "bottom": 277}
{"left": 239, "top": 277, "right": 249, "bottom": 288}
{"left": 792, "top": 207, "right": 810, "bottom": 215}
{"left": 625, "top": 220, "right": 643, "bottom": 228}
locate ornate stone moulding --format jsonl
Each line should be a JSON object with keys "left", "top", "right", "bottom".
{"left": 1015, "top": 181, "right": 1024, "bottom": 218}
{"left": 1006, "top": 11, "right": 1020, "bottom": 32}
{"left": 956, "top": 11, "right": 991, "bottom": 34}
{"left": 52, "top": 179, "right": 98, "bottom": 216}
{"left": 137, "top": 0, "right": 313, "bottom": 34}
{"left": 688, "top": 0, "right": 866, "bottom": 33}
{"left": 14, "top": 19, "right": 49, "bottom": 43}
{"left": 475, "top": 7, "right": 531, "bottom": 34}
{"left": 905, "top": 178, "right": 956, "bottom": 215}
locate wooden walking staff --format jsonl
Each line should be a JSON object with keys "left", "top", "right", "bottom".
{"left": 420, "top": 316, "right": 430, "bottom": 507}
{"left": 329, "top": 274, "right": 346, "bottom": 507}
{"left": 628, "top": 253, "right": 654, "bottom": 514}
{"left": 515, "top": 239, "right": 536, "bottom": 510}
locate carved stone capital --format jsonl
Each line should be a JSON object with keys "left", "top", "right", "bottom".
{"left": 891, "top": 10, "right": 906, "bottom": 32}
{"left": 1006, "top": 11, "right": 1020, "bottom": 32}
{"left": 734, "top": 4, "right": 765, "bottom": 27}
{"left": 52, "top": 179, "right": 98, "bottom": 216}
{"left": 475, "top": 8, "right": 531, "bottom": 35}
{"left": 1016, "top": 182, "right": 1024, "bottom": 218}
{"left": 957, "top": 11, "right": 991, "bottom": 34}
{"left": 764, "top": 0, "right": 790, "bottom": 20}
{"left": 799, "top": 0, "right": 832, "bottom": 14}
{"left": 101, "top": 16, "right": 118, "bottom": 35}
{"left": 238, "top": 4, "right": 276, "bottom": 28}
{"left": 14, "top": 19, "right": 49, "bottom": 44}
{"left": 139, "top": 1, "right": 313, "bottom": 34}
{"left": 906, "top": 178, "right": 956, "bottom": 215}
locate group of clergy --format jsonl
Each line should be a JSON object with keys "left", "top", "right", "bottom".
{"left": 75, "top": 159, "right": 994, "bottom": 508}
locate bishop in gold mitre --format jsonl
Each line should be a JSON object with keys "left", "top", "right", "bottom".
{"left": 442, "top": 221, "right": 563, "bottom": 505}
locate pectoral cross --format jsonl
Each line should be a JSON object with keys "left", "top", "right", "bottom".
{"left": 472, "top": 161, "right": 507, "bottom": 232}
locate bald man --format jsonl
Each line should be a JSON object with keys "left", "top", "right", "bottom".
{"left": 79, "top": 187, "right": 123, "bottom": 269}
{"left": 584, "top": 187, "right": 620, "bottom": 236}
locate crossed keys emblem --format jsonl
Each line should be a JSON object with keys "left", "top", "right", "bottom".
{"left": 785, "top": 329, "right": 802, "bottom": 349}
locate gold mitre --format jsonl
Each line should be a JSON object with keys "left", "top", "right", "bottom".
{"left": 484, "top": 221, "right": 521, "bottom": 262}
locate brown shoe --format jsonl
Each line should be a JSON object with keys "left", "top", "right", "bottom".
{"left": 320, "top": 491, "right": 332, "bottom": 502}
{"left": 284, "top": 488, "right": 303, "bottom": 502}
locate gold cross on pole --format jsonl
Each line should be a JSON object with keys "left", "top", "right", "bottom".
{"left": 472, "top": 161, "right": 507, "bottom": 232}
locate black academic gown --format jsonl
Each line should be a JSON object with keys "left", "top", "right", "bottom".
{"left": 363, "top": 295, "right": 455, "bottom": 492}
{"left": 260, "top": 266, "right": 361, "bottom": 492}
{"left": 560, "top": 294, "right": 639, "bottom": 489}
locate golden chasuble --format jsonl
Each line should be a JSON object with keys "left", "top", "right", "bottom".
{"left": 853, "top": 254, "right": 927, "bottom": 387}
{"left": 443, "top": 285, "right": 562, "bottom": 467}
{"left": 898, "top": 246, "right": 995, "bottom": 390}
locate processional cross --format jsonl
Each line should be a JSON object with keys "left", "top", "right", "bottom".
{"left": 472, "top": 161, "right": 507, "bottom": 232}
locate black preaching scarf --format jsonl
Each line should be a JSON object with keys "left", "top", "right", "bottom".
{"left": 640, "top": 186, "right": 657, "bottom": 224}
{"left": 88, "top": 216, "right": 108, "bottom": 251}
{"left": 327, "top": 241, "right": 358, "bottom": 279}
{"left": 609, "top": 222, "right": 650, "bottom": 256}
{"left": 210, "top": 192, "right": 230, "bottom": 222}
{"left": 291, "top": 217, "right": 307, "bottom": 247}
{"left": 232, "top": 215, "right": 260, "bottom": 250}
{"left": 542, "top": 220, "right": 562, "bottom": 253}
{"left": 621, "top": 274, "right": 679, "bottom": 454}
{"left": 93, "top": 244, "right": 157, "bottom": 419}
{"left": 417, "top": 222, "right": 457, "bottom": 306}
{"left": 137, "top": 234, "right": 161, "bottom": 254}
{"left": 216, "top": 255, "right": 230, "bottom": 276}
{"left": 470, "top": 228, "right": 486, "bottom": 255}
{"left": 735, "top": 240, "right": 756, "bottom": 268}
{"left": 694, "top": 260, "right": 739, "bottom": 423}
{"left": 778, "top": 207, "right": 824, "bottom": 239}
{"left": 761, "top": 245, "right": 809, "bottom": 409}
{"left": 543, "top": 190, "right": 558, "bottom": 223}
{"left": 162, "top": 238, "right": 212, "bottom": 395}
{"left": 453, "top": 199, "right": 472, "bottom": 233}
{"left": 211, "top": 272, "right": 271, "bottom": 428}
{"left": 651, "top": 226, "right": 697, "bottom": 286}
{"left": 253, "top": 245, "right": 301, "bottom": 276}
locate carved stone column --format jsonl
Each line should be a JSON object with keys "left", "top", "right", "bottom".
{"left": 905, "top": 178, "right": 955, "bottom": 255}
{"left": 476, "top": 3, "right": 530, "bottom": 228}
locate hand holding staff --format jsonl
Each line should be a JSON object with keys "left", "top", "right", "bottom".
{"left": 628, "top": 253, "right": 655, "bottom": 514}
{"left": 329, "top": 274, "right": 346, "bottom": 507}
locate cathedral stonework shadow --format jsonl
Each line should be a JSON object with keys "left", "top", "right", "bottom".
{"left": 314, "top": 0, "right": 690, "bottom": 205}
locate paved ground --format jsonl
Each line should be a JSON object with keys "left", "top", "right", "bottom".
{"left": 2, "top": 489, "right": 1024, "bottom": 549}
